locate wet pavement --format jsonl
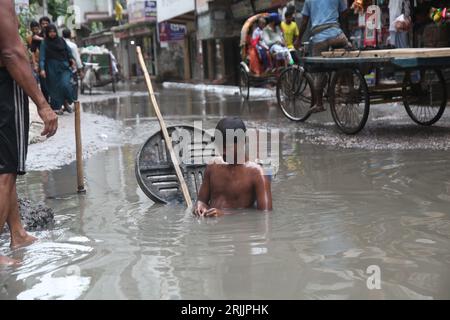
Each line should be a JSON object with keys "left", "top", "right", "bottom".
{"left": 1, "top": 84, "right": 450, "bottom": 299}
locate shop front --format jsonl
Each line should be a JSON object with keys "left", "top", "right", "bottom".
{"left": 113, "top": 23, "right": 157, "bottom": 79}
{"left": 112, "top": 0, "right": 158, "bottom": 79}
{"left": 157, "top": 0, "right": 196, "bottom": 81}
{"left": 341, "top": 0, "right": 450, "bottom": 84}
{"left": 333, "top": 0, "right": 450, "bottom": 50}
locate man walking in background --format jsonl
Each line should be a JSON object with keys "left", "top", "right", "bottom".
{"left": 0, "top": 0, "right": 58, "bottom": 265}
{"left": 36, "top": 16, "right": 51, "bottom": 102}
{"left": 63, "top": 28, "right": 83, "bottom": 113}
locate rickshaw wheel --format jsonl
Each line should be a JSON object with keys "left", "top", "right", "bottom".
{"left": 329, "top": 68, "right": 370, "bottom": 134}
{"left": 402, "top": 69, "right": 447, "bottom": 126}
{"left": 239, "top": 66, "right": 250, "bottom": 100}
{"left": 276, "top": 66, "right": 314, "bottom": 122}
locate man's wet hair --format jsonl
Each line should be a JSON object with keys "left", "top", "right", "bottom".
{"left": 285, "top": 5, "right": 295, "bottom": 18}
{"left": 30, "top": 20, "right": 39, "bottom": 29}
{"left": 62, "top": 29, "right": 71, "bottom": 39}
{"left": 39, "top": 16, "right": 51, "bottom": 25}
{"left": 215, "top": 117, "right": 247, "bottom": 145}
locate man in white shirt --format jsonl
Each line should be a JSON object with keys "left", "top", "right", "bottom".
{"left": 62, "top": 29, "right": 83, "bottom": 113}
{"left": 388, "top": 0, "right": 410, "bottom": 48}
{"left": 62, "top": 29, "right": 83, "bottom": 69}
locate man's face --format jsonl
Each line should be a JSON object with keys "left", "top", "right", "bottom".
{"left": 41, "top": 21, "right": 49, "bottom": 29}
{"left": 31, "top": 27, "right": 40, "bottom": 35}
{"left": 221, "top": 143, "right": 238, "bottom": 164}
{"left": 221, "top": 141, "right": 247, "bottom": 164}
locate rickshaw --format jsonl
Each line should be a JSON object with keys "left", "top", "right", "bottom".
{"left": 80, "top": 46, "right": 117, "bottom": 95}
{"left": 239, "top": 13, "right": 314, "bottom": 119}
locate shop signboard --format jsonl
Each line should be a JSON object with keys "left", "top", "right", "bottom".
{"left": 127, "top": 0, "right": 157, "bottom": 24}
{"left": 159, "top": 22, "right": 187, "bottom": 42}
{"left": 157, "top": 0, "right": 195, "bottom": 22}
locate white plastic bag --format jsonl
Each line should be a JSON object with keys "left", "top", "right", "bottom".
{"left": 394, "top": 14, "right": 411, "bottom": 31}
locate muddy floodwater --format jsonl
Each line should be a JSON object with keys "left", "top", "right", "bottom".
{"left": 1, "top": 86, "right": 450, "bottom": 299}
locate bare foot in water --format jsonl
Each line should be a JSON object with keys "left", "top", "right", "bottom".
{"left": 10, "top": 231, "right": 37, "bottom": 250}
{"left": 0, "top": 255, "right": 21, "bottom": 266}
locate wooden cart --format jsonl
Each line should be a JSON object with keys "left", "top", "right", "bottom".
{"left": 296, "top": 48, "right": 450, "bottom": 134}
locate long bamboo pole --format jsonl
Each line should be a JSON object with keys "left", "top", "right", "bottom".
{"left": 136, "top": 46, "right": 192, "bottom": 207}
{"left": 75, "top": 101, "right": 86, "bottom": 193}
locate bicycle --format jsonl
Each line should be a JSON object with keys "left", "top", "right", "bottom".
{"left": 278, "top": 42, "right": 371, "bottom": 134}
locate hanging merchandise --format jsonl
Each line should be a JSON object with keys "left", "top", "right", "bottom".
{"left": 351, "top": 0, "right": 365, "bottom": 14}
{"left": 429, "top": 7, "right": 450, "bottom": 25}
{"left": 364, "top": 5, "right": 382, "bottom": 48}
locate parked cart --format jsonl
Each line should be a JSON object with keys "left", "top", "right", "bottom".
{"left": 284, "top": 48, "right": 450, "bottom": 134}
{"left": 80, "top": 46, "right": 118, "bottom": 95}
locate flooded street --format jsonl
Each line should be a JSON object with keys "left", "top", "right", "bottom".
{"left": 1, "top": 85, "right": 450, "bottom": 299}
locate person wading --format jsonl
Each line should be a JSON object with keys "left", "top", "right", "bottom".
{"left": 0, "top": 0, "right": 57, "bottom": 266}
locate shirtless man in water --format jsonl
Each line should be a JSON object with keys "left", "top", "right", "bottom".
{"left": 0, "top": 0, "right": 58, "bottom": 265}
{"left": 194, "top": 117, "right": 272, "bottom": 217}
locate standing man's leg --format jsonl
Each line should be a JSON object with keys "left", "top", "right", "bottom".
{"left": 0, "top": 174, "right": 36, "bottom": 265}
{"left": 0, "top": 174, "right": 17, "bottom": 265}
{"left": 0, "top": 70, "right": 36, "bottom": 265}
{"left": 310, "top": 40, "right": 329, "bottom": 112}
{"left": 311, "top": 33, "right": 352, "bottom": 112}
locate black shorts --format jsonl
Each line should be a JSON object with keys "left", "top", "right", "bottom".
{"left": 0, "top": 68, "right": 29, "bottom": 175}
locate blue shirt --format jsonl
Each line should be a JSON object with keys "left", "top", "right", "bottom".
{"left": 301, "top": 0, "right": 347, "bottom": 43}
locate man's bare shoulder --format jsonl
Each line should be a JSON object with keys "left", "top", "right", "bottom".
{"left": 206, "top": 156, "right": 225, "bottom": 165}
{"left": 244, "top": 161, "right": 266, "bottom": 176}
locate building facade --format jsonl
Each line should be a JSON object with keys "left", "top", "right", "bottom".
{"left": 112, "top": 0, "right": 158, "bottom": 78}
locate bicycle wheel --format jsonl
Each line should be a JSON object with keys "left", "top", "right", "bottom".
{"left": 276, "top": 66, "right": 314, "bottom": 122}
{"left": 402, "top": 69, "right": 447, "bottom": 126}
{"left": 329, "top": 68, "right": 370, "bottom": 134}
{"left": 239, "top": 66, "right": 250, "bottom": 100}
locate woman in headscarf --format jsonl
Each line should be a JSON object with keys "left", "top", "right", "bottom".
{"left": 39, "top": 24, "right": 76, "bottom": 115}
{"left": 262, "top": 13, "right": 293, "bottom": 68}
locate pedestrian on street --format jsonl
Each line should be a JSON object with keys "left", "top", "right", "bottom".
{"left": 36, "top": 16, "right": 51, "bottom": 102}
{"left": 26, "top": 20, "right": 41, "bottom": 81}
{"left": 62, "top": 28, "right": 83, "bottom": 113}
{"left": 38, "top": 16, "right": 50, "bottom": 35}
{"left": 0, "top": 0, "right": 58, "bottom": 266}
{"left": 39, "top": 24, "right": 77, "bottom": 115}
{"left": 281, "top": 9, "right": 300, "bottom": 64}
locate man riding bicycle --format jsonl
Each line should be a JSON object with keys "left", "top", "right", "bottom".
{"left": 298, "top": 0, "right": 352, "bottom": 113}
